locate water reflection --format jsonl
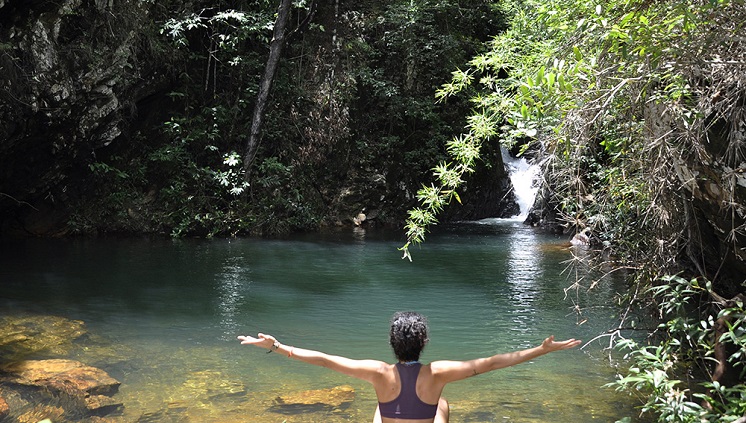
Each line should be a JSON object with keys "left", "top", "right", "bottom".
{"left": 505, "top": 220, "right": 542, "bottom": 343}
{"left": 352, "top": 225, "right": 367, "bottom": 242}
{"left": 216, "top": 257, "right": 249, "bottom": 340}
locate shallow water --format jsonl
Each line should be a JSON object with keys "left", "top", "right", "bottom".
{"left": 0, "top": 219, "right": 647, "bottom": 422}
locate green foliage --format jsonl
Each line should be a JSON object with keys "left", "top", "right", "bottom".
{"left": 72, "top": 103, "right": 255, "bottom": 237}
{"left": 609, "top": 276, "right": 746, "bottom": 422}
{"left": 159, "top": 0, "right": 494, "bottom": 239}
{"left": 152, "top": 110, "right": 239, "bottom": 236}
{"left": 215, "top": 152, "right": 250, "bottom": 196}
{"left": 404, "top": 0, "right": 746, "bottom": 419}
{"left": 411, "top": 0, "right": 744, "bottom": 265}
{"left": 162, "top": 5, "right": 274, "bottom": 49}
{"left": 70, "top": 156, "right": 149, "bottom": 234}
{"left": 124, "top": 2, "right": 307, "bottom": 236}
{"left": 353, "top": 0, "right": 505, "bottom": 173}
{"left": 253, "top": 157, "right": 320, "bottom": 234}
{"left": 68, "top": 0, "right": 508, "bottom": 238}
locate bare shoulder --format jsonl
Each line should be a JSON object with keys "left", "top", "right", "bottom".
{"left": 428, "top": 359, "right": 481, "bottom": 384}
{"left": 372, "top": 361, "right": 394, "bottom": 371}
{"left": 429, "top": 360, "right": 467, "bottom": 373}
{"left": 352, "top": 358, "right": 391, "bottom": 372}
{"left": 357, "top": 360, "right": 395, "bottom": 378}
{"left": 371, "top": 362, "right": 400, "bottom": 391}
{"left": 377, "top": 362, "right": 398, "bottom": 376}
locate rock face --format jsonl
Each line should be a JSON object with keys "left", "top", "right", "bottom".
{"left": 0, "top": 1, "right": 516, "bottom": 237}
{"left": 0, "top": 0, "right": 173, "bottom": 235}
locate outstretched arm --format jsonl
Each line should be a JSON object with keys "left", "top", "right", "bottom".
{"left": 431, "top": 336, "right": 581, "bottom": 384}
{"left": 237, "top": 333, "right": 386, "bottom": 383}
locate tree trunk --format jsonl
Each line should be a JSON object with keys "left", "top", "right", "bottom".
{"left": 243, "top": 0, "right": 293, "bottom": 180}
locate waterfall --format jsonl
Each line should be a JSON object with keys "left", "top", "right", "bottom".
{"left": 502, "top": 147, "right": 540, "bottom": 219}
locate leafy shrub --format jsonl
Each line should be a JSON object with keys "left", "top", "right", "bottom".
{"left": 609, "top": 276, "right": 746, "bottom": 422}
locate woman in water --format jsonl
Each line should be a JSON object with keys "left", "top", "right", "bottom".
{"left": 238, "top": 311, "right": 581, "bottom": 422}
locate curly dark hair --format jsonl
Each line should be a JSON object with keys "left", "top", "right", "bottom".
{"left": 389, "top": 311, "right": 429, "bottom": 362}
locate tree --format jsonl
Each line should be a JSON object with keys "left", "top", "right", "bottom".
{"left": 243, "top": 0, "right": 294, "bottom": 180}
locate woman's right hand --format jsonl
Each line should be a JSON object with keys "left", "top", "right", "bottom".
{"left": 541, "top": 335, "right": 581, "bottom": 352}
{"left": 237, "top": 333, "right": 277, "bottom": 350}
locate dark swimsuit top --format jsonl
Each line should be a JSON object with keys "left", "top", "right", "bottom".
{"left": 378, "top": 362, "right": 439, "bottom": 420}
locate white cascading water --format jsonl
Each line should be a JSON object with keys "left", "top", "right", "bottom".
{"left": 501, "top": 147, "right": 540, "bottom": 219}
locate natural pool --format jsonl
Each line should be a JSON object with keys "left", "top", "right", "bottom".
{"left": 1, "top": 219, "right": 648, "bottom": 422}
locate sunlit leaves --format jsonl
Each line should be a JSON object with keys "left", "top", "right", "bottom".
{"left": 216, "top": 152, "right": 249, "bottom": 196}
{"left": 400, "top": 206, "right": 439, "bottom": 261}
{"left": 400, "top": 109, "right": 495, "bottom": 257}
{"left": 436, "top": 68, "right": 474, "bottom": 101}
{"left": 401, "top": 140, "right": 476, "bottom": 258}
{"left": 447, "top": 134, "right": 480, "bottom": 166}
{"left": 466, "top": 113, "right": 498, "bottom": 140}
{"left": 162, "top": 15, "right": 206, "bottom": 46}
{"left": 162, "top": 8, "right": 274, "bottom": 54}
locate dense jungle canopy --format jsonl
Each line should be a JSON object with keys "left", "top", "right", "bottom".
{"left": 1, "top": 0, "right": 745, "bottom": 421}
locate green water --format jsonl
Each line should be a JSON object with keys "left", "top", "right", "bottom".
{"left": 1, "top": 219, "right": 646, "bottom": 422}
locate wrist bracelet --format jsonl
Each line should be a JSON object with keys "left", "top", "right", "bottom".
{"left": 267, "top": 341, "right": 281, "bottom": 354}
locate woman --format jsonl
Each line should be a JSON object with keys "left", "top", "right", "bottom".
{"left": 238, "top": 311, "right": 581, "bottom": 422}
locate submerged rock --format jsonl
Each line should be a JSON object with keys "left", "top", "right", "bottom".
{"left": 0, "top": 315, "right": 87, "bottom": 360}
{"left": 179, "top": 369, "right": 247, "bottom": 401}
{"left": 270, "top": 385, "right": 355, "bottom": 415}
{"left": 1, "top": 359, "right": 120, "bottom": 396}
{"left": 0, "top": 394, "right": 8, "bottom": 419}
{"left": 14, "top": 405, "right": 65, "bottom": 423}
{"left": 0, "top": 359, "right": 122, "bottom": 417}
